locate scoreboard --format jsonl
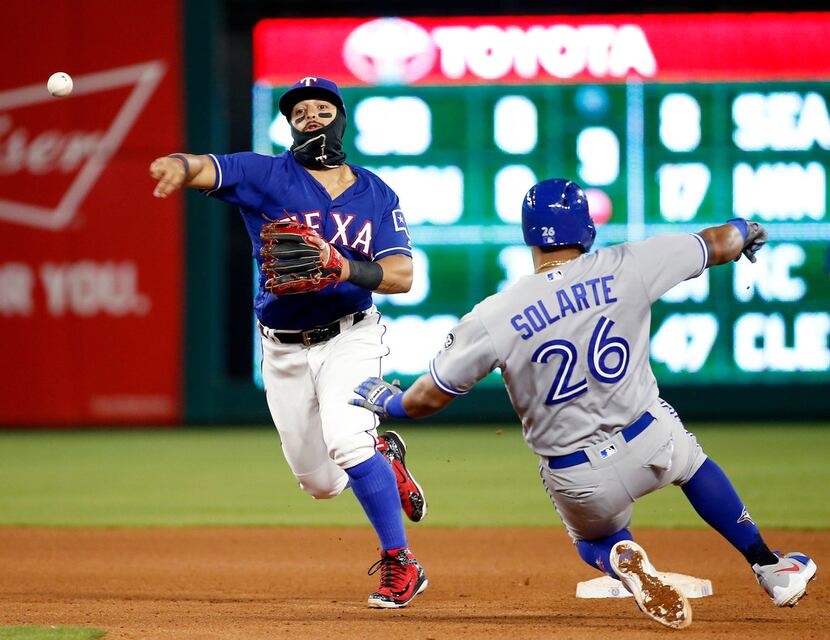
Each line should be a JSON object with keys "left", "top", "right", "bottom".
{"left": 252, "top": 13, "right": 830, "bottom": 389}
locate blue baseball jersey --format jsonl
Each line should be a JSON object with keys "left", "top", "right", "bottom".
{"left": 203, "top": 151, "right": 412, "bottom": 329}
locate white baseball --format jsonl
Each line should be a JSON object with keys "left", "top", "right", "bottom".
{"left": 47, "top": 72, "right": 73, "bottom": 98}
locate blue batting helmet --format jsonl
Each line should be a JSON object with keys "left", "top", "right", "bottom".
{"left": 521, "top": 179, "right": 596, "bottom": 252}
{"left": 279, "top": 77, "right": 346, "bottom": 117}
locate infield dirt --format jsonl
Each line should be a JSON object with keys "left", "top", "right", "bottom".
{"left": 0, "top": 528, "right": 826, "bottom": 639}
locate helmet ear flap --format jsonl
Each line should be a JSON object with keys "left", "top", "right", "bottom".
{"left": 521, "top": 179, "right": 596, "bottom": 253}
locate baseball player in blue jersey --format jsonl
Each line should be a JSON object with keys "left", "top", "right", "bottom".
{"left": 352, "top": 178, "right": 817, "bottom": 627}
{"left": 149, "top": 77, "right": 428, "bottom": 608}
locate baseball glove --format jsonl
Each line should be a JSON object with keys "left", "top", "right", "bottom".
{"left": 259, "top": 219, "right": 343, "bottom": 295}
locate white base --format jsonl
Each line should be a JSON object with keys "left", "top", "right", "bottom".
{"left": 576, "top": 572, "right": 714, "bottom": 599}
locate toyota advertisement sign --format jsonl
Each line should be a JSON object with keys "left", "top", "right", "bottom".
{"left": 255, "top": 14, "right": 830, "bottom": 86}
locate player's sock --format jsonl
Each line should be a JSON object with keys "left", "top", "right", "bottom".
{"left": 682, "top": 458, "right": 778, "bottom": 566}
{"left": 576, "top": 528, "right": 633, "bottom": 579}
{"left": 346, "top": 451, "right": 407, "bottom": 551}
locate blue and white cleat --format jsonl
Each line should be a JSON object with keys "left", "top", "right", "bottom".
{"left": 752, "top": 552, "right": 817, "bottom": 607}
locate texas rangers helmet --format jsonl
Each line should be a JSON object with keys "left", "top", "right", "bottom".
{"left": 279, "top": 77, "right": 346, "bottom": 117}
{"left": 521, "top": 179, "right": 596, "bottom": 252}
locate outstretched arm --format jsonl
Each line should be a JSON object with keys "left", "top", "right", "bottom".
{"left": 149, "top": 153, "right": 217, "bottom": 198}
{"left": 699, "top": 218, "right": 768, "bottom": 267}
{"left": 353, "top": 314, "right": 498, "bottom": 420}
{"left": 351, "top": 374, "right": 455, "bottom": 420}
{"left": 402, "top": 374, "right": 454, "bottom": 417}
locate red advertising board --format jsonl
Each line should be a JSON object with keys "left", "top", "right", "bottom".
{"left": 255, "top": 13, "right": 830, "bottom": 86}
{"left": 0, "top": 2, "right": 183, "bottom": 425}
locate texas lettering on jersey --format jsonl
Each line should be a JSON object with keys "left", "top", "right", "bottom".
{"left": 272, "top": 209, "right": 385, "bottom": 257}
{"left": 204, "top": 150, "right": 413, "bottom": 329}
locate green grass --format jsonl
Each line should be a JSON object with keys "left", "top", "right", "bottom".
{"left": 0, "top": 627, "right": 106, "bottom": 640}
{"left": 0, "top": 424, "right": 827, "bottom": 528}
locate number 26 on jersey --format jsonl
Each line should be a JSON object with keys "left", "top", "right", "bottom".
{"left": 532, "top": 315, "right": 629, "bottom": 405}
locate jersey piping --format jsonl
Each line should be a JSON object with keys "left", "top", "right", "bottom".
{"left": 203, "top": 153, "right": 223, "bottom": 196}
{"left": 429, "top": 360, "right": 468, "bottom": 396}
{"left": 374, "top": 246, "right": 413, "bottom": 259}
{"left": 690, "top": 233, "right": 709, "bottom": 277}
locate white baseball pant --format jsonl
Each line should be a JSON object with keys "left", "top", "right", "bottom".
{"left": 259, "top": 308, "right": 388, "bottom": 499}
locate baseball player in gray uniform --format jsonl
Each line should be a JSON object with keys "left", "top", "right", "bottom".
{"left": 351, "top": 179, "right": 817, "bottom": 629}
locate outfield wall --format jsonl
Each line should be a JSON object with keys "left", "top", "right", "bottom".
{"left": 1, "top": 1, "right": 828, "bottom": 426}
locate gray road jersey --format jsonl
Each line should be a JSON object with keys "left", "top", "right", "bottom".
{"left": 430, "top": 234, "right": 709, "bottom": 456}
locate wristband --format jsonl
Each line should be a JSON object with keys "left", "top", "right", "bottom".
{"left": 347, "top": 259, "right": 384, "bottom": 290}
{"left": 727, "top": 218, "right": 749, "bottom": 243}
{"left": 384, "top": 393, "right": 412, "bottom": 420}
{"left": 168, "top": 153, "right": 190, "bottom": 176}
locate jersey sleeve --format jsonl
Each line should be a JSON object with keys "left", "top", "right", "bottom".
{"left": 624, "top": 233, "right": 709, "bottom": 302}
{"left": 429, "top": 312, "right": 500, "bottom": 396}
{"left": 372, "top": 194, "right": 413, "bottom": 260}
{"left": 201, "top": 152, "right": 273, "bottom": 209}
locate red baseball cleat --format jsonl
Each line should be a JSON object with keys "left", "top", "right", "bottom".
{"left": 367, "top": 547, "right": 428, "bottom": 608}
{"left": 376, "top": 431, "right": 428, "bottom": 522}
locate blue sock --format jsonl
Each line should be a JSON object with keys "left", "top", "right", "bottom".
{"left": 682, "top": 458, "right": 777, "bottom": 566}
{"left": 576, "top": 528, "right": 633, "bottom": 579}
{"left": 346, "top": 451, "right": 407, "bottom": 551}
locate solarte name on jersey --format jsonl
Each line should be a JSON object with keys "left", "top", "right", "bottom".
{"left": 510, "top": 275, "right": 618, "bottom": 340}
{"left": 203, "top": 151, "right": 412, "bottom": 329}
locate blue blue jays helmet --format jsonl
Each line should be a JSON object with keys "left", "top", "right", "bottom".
{"left": 521, "top": 179, "right": 596, "bottom": 252}
{"left": 279, "top": 76, "right": 346, "bottom": 117}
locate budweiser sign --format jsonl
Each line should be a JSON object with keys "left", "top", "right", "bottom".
{"left": 0, "top": 61, "right": 165, "bottom": 230}
{"left": 1, "top": 0, "right": 183, "bottom": 426}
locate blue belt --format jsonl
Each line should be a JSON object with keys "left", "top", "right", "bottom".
{"left": 547, "top": 411, "right": 655, "bottom": 470}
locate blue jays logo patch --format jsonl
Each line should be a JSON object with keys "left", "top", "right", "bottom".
{"left": 737, "top": 507, "right": 755, "bottom": 526}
